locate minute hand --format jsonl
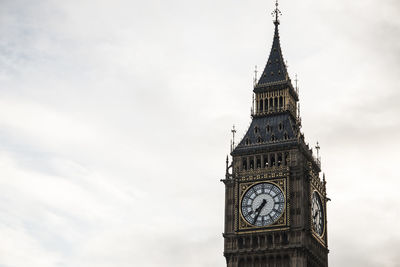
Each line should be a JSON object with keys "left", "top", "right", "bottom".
{"left": 253, "top": 199, "right": 267, "bottom": 224}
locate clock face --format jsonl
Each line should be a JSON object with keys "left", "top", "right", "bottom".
{"left": 311, "top": 191, "right": 324, "bottom": 236}
{"left": 241, "top": 182, "right": 285, "bottom": 227}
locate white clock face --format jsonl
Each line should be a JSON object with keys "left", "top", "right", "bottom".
{"left": 241, "top": 183, "right": 285, "bottom": 227}
{"left": 311, "top": 191, "right": 324, "bottom": 236}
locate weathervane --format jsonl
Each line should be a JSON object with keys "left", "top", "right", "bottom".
{"left": 271, "top": 0, "right": 282, "bottom": 25}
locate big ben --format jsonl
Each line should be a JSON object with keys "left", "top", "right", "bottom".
{"left": 222, "top": 2, "right": 329, "bottom": 266}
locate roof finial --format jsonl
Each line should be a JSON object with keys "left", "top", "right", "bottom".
{"left": 253, "top": 65, "right": 258, "bottom": 86}
{"left": 231, "top": 125, "right": 237, "bottom": 151}
{"left": 271, "top": 0, "right": 282, "bottom": 25}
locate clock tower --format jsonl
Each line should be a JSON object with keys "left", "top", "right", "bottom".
{"left": 222, "top": 2, "right": 329, "bottom": 267}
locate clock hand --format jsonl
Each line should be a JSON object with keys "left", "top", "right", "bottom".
{"left": 256, "top": 199, "right": 267, "bottom": 213}
{"left": 313, "top": 210, "right": 319, "bottom": 219}
{"left": 253, "top": 213, "right": 259, "bottom": 224}
{"left": 253, "top": 199, "right": 267, "bottom": 224}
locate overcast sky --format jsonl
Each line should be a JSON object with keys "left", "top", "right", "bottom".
{"left": 0, "top": 0, "right": 399, "bottom": 266}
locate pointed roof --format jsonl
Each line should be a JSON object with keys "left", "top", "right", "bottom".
{"left": 256, "top": 21, "right": 289, "bottom": 86}
{"left": 253, "top": 17, "right": 298, "bottom": 101}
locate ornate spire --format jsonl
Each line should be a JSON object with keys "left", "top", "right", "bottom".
{"left": 256, "top": 1, "right": 289, "bottom": 87}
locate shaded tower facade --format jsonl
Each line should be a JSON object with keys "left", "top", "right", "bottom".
{"left": 222, "top": 5, "right": 329, "bottom": 267}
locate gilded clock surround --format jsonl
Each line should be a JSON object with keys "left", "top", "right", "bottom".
{"left": 310, "top": 188, "right": 327, "bottom": 246}
{"left": 238, "top": 178, "right": 289, "bottom": 232}
{"left": 309, "top": 161, "right": 327, "bottom": 246}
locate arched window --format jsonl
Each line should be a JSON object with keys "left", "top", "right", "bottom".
{"left": 238, "top": 237, "right": 244, "bottom": 249}
{"left": 256, "top": 157, "right": 261, "bottom": 168}
{"left": 258, "top": 99, "right": 264, "bottom": 112}
{"left": 245, "top": 237, "right": 251, "bottom": 248}
{"left": 279, "top": 96, "right": 283, "bottom": 108}
{"left": 245, "top": 138, "right": 250, "bottom": 145}
{"left": 254, "top": 126, "right": 259, "bottom": 134}
{"left": 271, "top": 134, "right": 275, "bottom": 141}
{"left": 282, "top": 233, "right": 289, "bottom": 244}
{"left": 284, "top": 132, "right": 288, "bottom": 140}
{"left": 260, "top": 236, "right": 265, "bottom": 247}
{"left": 264, "top": 99, "right": 268, "bottom": 112}
{"left": 242, "top": 158, "right": 248, "bottom": 170}
{"left": 274, "top": 233, "right": 281, "bottom": 244}
{"left": 252, "top": 236, "right": 258, "bottom": 248}
{"left": 285, "top": 152, "right": 289, "bottom": 165}
{"left": 271, "top": 154, "right": 276, "bottom": 166}
{"left": 257, "top": 136, "right": 262, "bottom": 143}
{"left": 267, "top": 235, "right": 273, "bottom": 245}
{"left": 263, "top": 155, "right": 268, "bottom": 168}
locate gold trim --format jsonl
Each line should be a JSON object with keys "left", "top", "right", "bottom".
{"left": 310, "top": 187, "right": 327, "bottom": 246}
{"left": 237, "top": 178, "right": 289, "bottom": 233}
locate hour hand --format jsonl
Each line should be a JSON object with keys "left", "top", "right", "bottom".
{"left": 313, "top": 210, "right": 319, "bottom": 219}
{"left": 253, "top": 213, "right": 260, "bottom": 224}
{"left": 256, "top": 199, "right": 267, "bottom": 212}
{"left": 253, "top": 199, "right": 267, "bottom": 224}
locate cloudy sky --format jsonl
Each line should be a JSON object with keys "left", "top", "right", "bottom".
{"left": 0, "top": 0, "right": 399, "bottom": 266}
